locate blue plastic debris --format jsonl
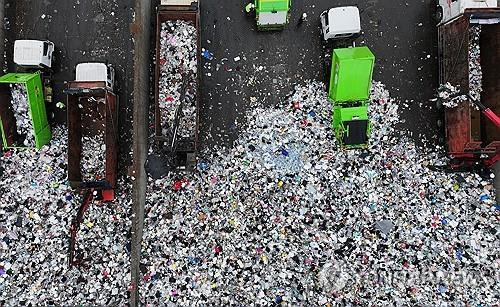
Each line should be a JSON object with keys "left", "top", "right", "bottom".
{"left": 280, "top": 147, "right": 289, "bottom": 157}
{"left": 479, "top": 194, "right": 490, "bottom": 202}
{"left": 187, "top": 256, "right": 201, "bottom": 265}
{"left": 455, "top": 248, "right": 463, "bottom": 261}
{"left": 197, "top": 161, "right": 209, "bottom": 171}
{"left": 202, "top": 49, "right": 213, "bottom": 60}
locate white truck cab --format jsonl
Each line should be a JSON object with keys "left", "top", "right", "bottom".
{"left": 14, "top": 40, "right": 54, "bottom": 68}
{"left": 320, "top": 6, "right": 361, "bottom": 41}
{"left": 437, "top": 0, "right": 500, "bottom": 25}
{"left": 76, "top": 63, "right": 115, "bottom": 90}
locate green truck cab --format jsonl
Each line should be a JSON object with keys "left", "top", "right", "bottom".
{"left": 0, "top": 72, "right": 52, "bottom": 149}
{"left": 246, "top": 0, "right": 291, "bottom": 30}
{"left": 329, "top": 47, "right": 375, "bottom": 149}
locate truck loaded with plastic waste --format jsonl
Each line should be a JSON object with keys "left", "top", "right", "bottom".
{"left": 147, "top": 0, "right": 201, "bottom": 178}
{"left": 436, "top": 0, "right": 500, "bottom": 170}
{"left": 0, "top": 40, "right": 54, "bottom": 149}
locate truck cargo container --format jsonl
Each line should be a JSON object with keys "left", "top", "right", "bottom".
{"left": 66, "top": 77, "right": 118, "bottom": 266}
{"left": 0, "top": 72, "right": 51, "bottom": 149}
{"left": 437, "top": 6, "right": 500, "bottom": 168}
{"left": 153, "top": 0, "right": 200, "bottom": 171}
{"left": 329, "top": 47, "right": 375, "bottom": 149}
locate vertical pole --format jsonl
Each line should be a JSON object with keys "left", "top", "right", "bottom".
{"left": 130, "top": 0, "right": 151, "bottom": 305}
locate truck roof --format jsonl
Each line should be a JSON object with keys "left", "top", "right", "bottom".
{"left": 76, "top": 63, "right": 108, "bottom": 82}
{"left": 327, "top": 7, "right": 361, "bottom": 34}
{"left": 13, "top": 40, "right": 51, "bottom": 68}
{"left": 257, "top": 0, "right": 290, "bottom": 12}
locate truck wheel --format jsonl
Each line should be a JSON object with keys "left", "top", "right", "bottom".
{"left": 436, "top": 99, "right": 443, "bottom": 110}
{"left": 436, "top": 6, "right": 443, "bottom": 24}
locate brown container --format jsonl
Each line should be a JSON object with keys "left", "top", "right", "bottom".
{"left": 66, "top": 81, "right": 119, "bottom": 190}
{"left": 154, "top": 1, "right": 201, "bottom": 168}
{"left": 438, "top": 9, "right": 500, "bottom": 159}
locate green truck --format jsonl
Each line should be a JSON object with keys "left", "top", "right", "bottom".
{"left": 245, "top": 0, "right": 291, "bottom": 30}
{"left": 0, "top": 72, "right": 51, "bottom": 149}
{"left": 329, "top": 46, "right": 375, "bottom": 149}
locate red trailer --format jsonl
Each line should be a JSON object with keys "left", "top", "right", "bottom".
{"left": 438, "top": 8, "right": 500, "bottom": 170}
{"left": 153, "top": 0, "right": 201, "bottom": 171}
{"left": 65, "top": 80, "right": 119, "bottom": 266}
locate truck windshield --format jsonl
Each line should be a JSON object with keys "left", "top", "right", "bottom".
{"left": 43, "top": 42, "right": 49, "bottom": 56}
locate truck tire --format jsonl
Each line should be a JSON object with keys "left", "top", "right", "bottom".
{"left": 436, "top": 6, "right": 443, "bottom": 24}
{"left": 436, "top": 98, "right": 443, "bottom": 110}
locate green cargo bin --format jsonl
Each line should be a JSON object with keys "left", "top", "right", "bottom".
{"left": 250, "top": 0, "right": 291, "bottom": 30}
{"left": 329, "top": 47, "right": 375, "bottom": 103}
{"left": 332, "top": 103, "right": 371, "bottom": 149}
{"left": 0, "top": 72, "right": 51, "bottom": 149}
{"left": 328, "top": 47, "right": 375, "bottom": 149}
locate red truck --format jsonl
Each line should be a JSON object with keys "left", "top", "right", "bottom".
{"left": 437, "top": 5, "right": 500, "bottom": 170}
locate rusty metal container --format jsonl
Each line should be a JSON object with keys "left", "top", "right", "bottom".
{"left": 66, "top": 81, "right": 119, "bottom": 195}
{"left": 154, "top": 1, "right": 200, "bottom": 169}
{"left": 438, "top": 9, "right": 500, "bottom": 164}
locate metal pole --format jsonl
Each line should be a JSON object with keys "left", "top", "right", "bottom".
{"left": 130, "top": 0, "right": 151, "bottom": 305}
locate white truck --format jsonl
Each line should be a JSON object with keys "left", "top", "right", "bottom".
{"left": 436, "top": 0, "right": 500, "bottom": 25}
{"left": 13, "top": 40, "right": 54, "bottom": 68}
{"left": 76, "top": 63, "right": 115, "bottom": 90}
{"left": 320, "top": 6, "right": 361, "bottom": 41}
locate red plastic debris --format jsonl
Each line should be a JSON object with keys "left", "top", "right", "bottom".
{"left": 173, "top": 178, "right": 189, "bottom": 191}
{"left": 214, "top": 245, "right": 222, "bottom": 255}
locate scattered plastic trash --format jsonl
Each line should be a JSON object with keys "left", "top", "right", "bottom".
{"left": 139, "top": 81, "right": 497, "bottom": 305}
{"left": 81, "top": 134, "right": 106, "bottom": 181}
{"left": 10, "top": 83, "right": 35, "bottom": 146}
{"left": 438, "top": 25, "right": 482, "bottom": 109}
{"left": 0, "top": 127, "right": 132, "bottom": 305}
{"left": 468, "top": 25, "right": 482, "bottom": 102}
{"left": 201, "top": 48, "right": 213, "bottom": 60}
{"left": 158, "top": 20, "right": 197, "bottom": 139}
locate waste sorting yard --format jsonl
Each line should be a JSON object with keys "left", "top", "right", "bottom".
{"left": 0, "top": 0, "right": 498, "bottom": 306}
{"left": 140, "top": 81, "right": 497, "bottom": 305}
{"left": 0, "top": 128, "right": 132, "bottom": 305}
